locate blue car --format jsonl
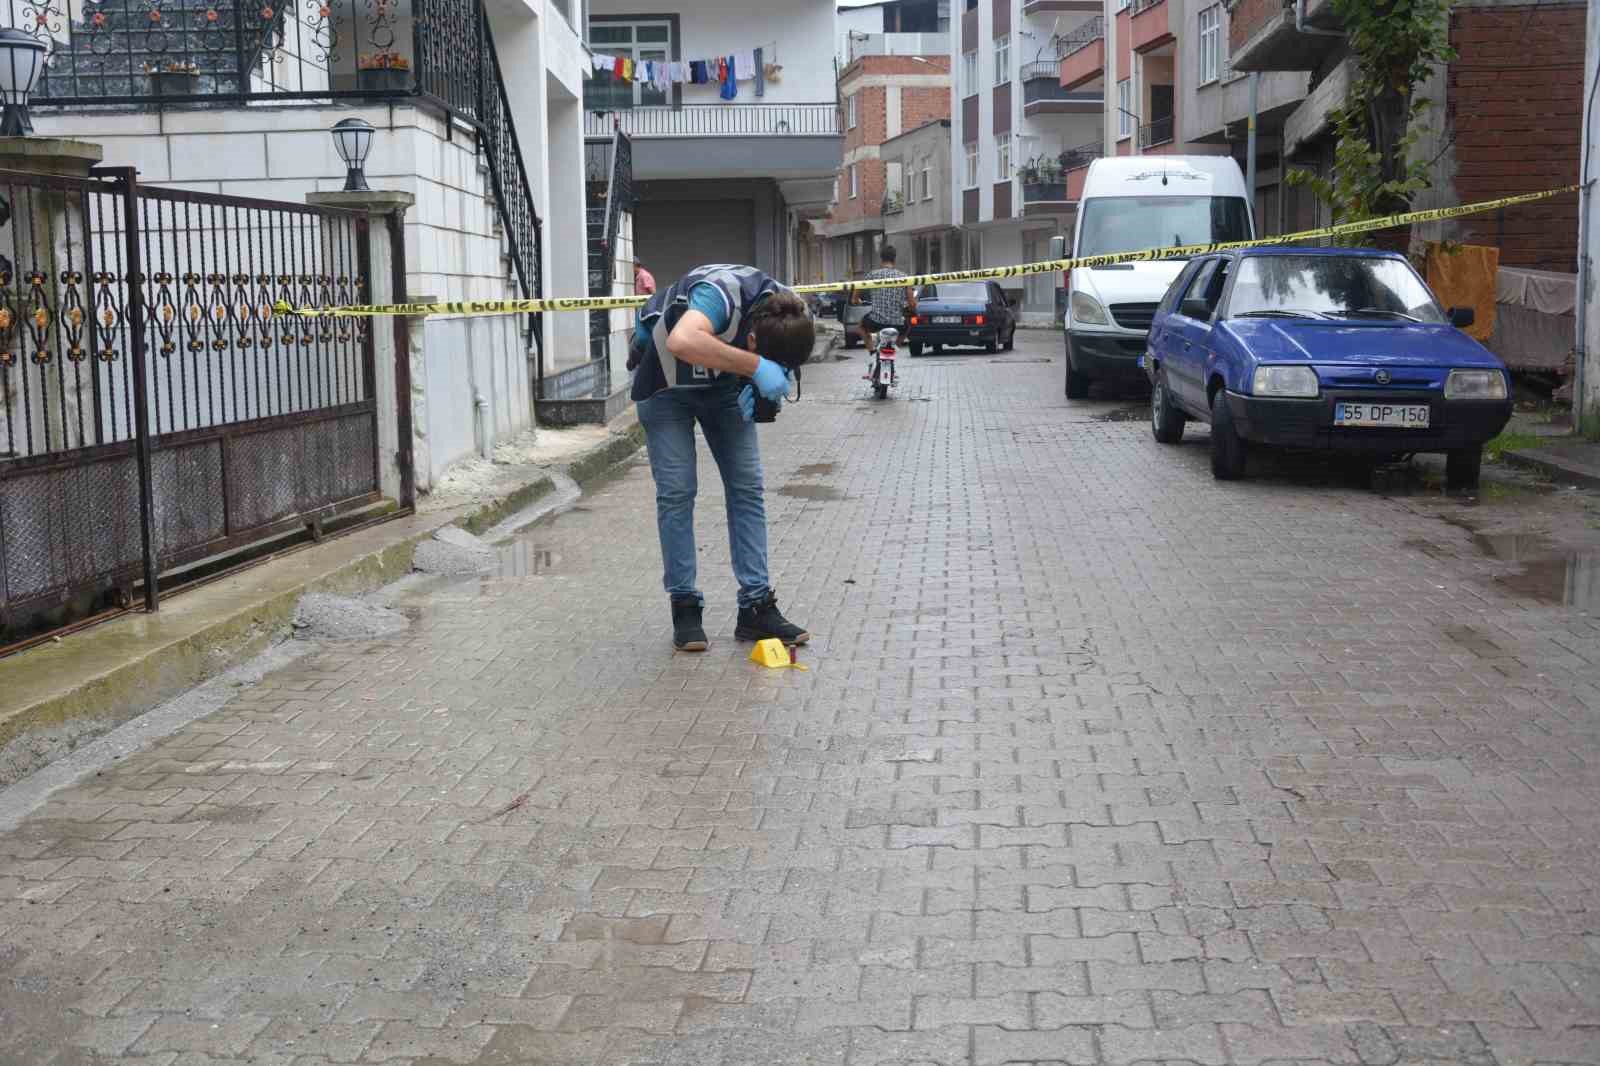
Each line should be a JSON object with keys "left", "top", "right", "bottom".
{"left": 1144, "top": 246, "right": 1512, "bottom": 489}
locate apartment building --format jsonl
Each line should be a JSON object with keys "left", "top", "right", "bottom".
{"left": 952, "top": 0, "right": 1102, "bottom": 324}
{"left": 815, "top": 52, "right": 953, "bottom": 280}
{"left": 882, "top": 119, "right": 962, "bottom": 273}
{"left": 584, "top": 0, "right": 845, "bottom": 286}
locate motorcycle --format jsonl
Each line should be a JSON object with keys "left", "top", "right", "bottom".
{"left": 868, "top": 326, "right": 898, "bottom": 400}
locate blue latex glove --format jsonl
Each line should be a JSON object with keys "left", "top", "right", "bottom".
{"left": 751, "top": 357, "right": 790, "bottom": 402}
{"left": 738, "top": 384, "right": 782, "bottom": 422}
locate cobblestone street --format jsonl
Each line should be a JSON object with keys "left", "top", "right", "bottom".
{"left": 4, "top": 333, "right": 1600, "bottom": 1066}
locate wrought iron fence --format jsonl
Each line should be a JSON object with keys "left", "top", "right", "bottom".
{"left": 582, "top": 103, "right": 841, "bottom": 139}
{"left": 586, "top": 125, "right": 632, "bottom": 370}
{"left": 1057, "top": 16, "right": 1105, "bottom": 59}
{"left": 0, "top": 166, "right": 378, "bottom": 638}
{"left": 1019, "top": 59, "right": 1059, "bottom": 82}
{"left": 1022, "top": 180, "right": 1069, "bottom": 204}
{"left": 1139, "top": 115, "right": 1175, "bottom": 149}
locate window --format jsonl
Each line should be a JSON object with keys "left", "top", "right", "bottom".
{"left": 1116, "top": 0, "right": 1131, "bottom": 9}
{"left": 1180, "top": 259, "right": 1221, "bottom": 320}
{"left": 903, "top": 165, "right": 914, "bottom": 206}
{"left": 993, "top": 34, "right": 1010, "bottom": 87}
{"left": 847, "top": 94, "right": 858, "bottom": 129}
{"left": 965, "top": 230, "right": 982, "bottom": 270}
{"left": 997, "top": 138, "right": 1011, "bottom": 182}
{"left": 964, "top": 143, "right": 978, "bottom": 188}
{"left": 961, "top": 50, "right": 978, "bottom": 95}
{"left": 586, "top": 19, "right": 673, "bottom": 111}
{"left": 1075, "top": 195, "right": 1252, "bottom": 256}
{"left": 919, "top": 160, "right": 932, "bottom": 200}
{"left": 1117, "top": 79, "right": 1133, "bottom": 138}
{"left": 1198, "top": 6, "right": 1221, "bottom": 85}
{"left": 849, "top": 163, "right": 859, "bottom": 199}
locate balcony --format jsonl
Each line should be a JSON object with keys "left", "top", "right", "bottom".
{"left": 583, "top": 104, "right": 841, "bottom": 139}
{"left": 1021, "top": 178, "right": 1073, "bottom": 216}
{"left": 1228, "top": 0, "right": 1343, "bottom": 72}
{"left": 883, "top": 194, "right": 906, "bottom": 216}
{"left": 1058, "top": 16, "right": 1106, "bottom": 90}
{"left": 846, "top": 32, "right": 950, "bottom": 64}
{"left": 1023, "top": 0, "right": 1100, "bottom": 14}
{"left": 1021, "top": 69, "right": 1102, "bottom": 117}
{"left": 1138, "top": 115, "right": 1175, "bottom": 149}
{"left": 1130, "top": 0, "right": 1174, "bottom": 53}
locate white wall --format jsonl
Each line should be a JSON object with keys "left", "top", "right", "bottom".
{"left": 1581, "top": 0, "right": 1599, "bottom": 425}
{"left": 588, "top": 0, "right": 839, "bottom": 102}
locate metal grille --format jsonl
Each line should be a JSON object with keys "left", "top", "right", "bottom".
{"left": 1109, "top": 302, "right": 1160, "bottom": 331}
{"left": 0, "top": 167, "right": 379, "bottom": 633}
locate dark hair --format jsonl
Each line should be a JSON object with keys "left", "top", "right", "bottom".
{"left": 880, "top": 245, "right": 898, "bottom": 264}
{"left": 749, "top": 291, "right": 814, "bottom": 370}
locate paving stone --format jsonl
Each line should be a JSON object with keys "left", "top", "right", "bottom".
{"left": 4, "top": 344, "right": 1600, "bottom": 1065}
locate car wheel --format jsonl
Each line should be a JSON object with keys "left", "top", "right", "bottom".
{"left": 909, "top": 343, "right": 923, "bottom": 358}
{"left": 1446, "top": 445, "right": 1483, "bottom": 491}
{"left": 1210, "top": 389, "right": 1248, "bottom": 480}
{"left": 1002, "top": 326, "right": 1016, "bottom": 352}
{"left": 1151, "top": 370, "right": 1186, "bottom": 444}
{"left": 1064, "top": 339, "right": 1090, "bottom": 399}
{"left": 985, "top": 332, "right": 999, "bottom": 355}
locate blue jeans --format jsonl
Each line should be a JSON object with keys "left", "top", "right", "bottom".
{"left": 636, "top": 378, "right": 770, "bottom": 608}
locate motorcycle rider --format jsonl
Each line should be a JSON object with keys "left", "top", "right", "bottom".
{"left": 854, "top": 245, "right": 916, "bottom": 350}
{"left": 627, "top": 264, "right": 813, "bottom": 652}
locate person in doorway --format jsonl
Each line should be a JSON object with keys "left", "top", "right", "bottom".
{"left": 854, "top": 245, "right": 916, "bottom": 349}
{"left": 626, "top": 264, "right": 814, "bottom": 652}
{"left": 634, "top": 260, "right": 657, "bottom": 296}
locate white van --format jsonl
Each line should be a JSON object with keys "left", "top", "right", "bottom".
{"left": 1064, "top": 156, "right": 1254, "bottom": 398}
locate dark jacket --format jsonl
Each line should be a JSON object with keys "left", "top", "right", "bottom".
{"left": 628, "top": 264, "right": 789, "bottom": 402}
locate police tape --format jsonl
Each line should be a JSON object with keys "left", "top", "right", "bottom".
{"left": 275, "top": 184, "right": 1579, "bottom": 319}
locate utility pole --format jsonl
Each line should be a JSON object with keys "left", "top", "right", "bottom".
{"left": 1578, "top": 0, "right": 1598, "bottom": 429}
{"left": 1104, "top": 0, "right": 1117, "bottom": 158}
{"left": 1246, "top": 72, "right": 1259, "bottom": 228}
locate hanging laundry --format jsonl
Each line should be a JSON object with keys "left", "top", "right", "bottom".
{"left": 592, "top": 54, "right": 612, "bottom": 75}
{"left": 623, "top": 58, "right": 635, "bottom": 81}
{"left": 735, "top": 51, "right": 756, "bottom": 81}
{"left": 655, "top": 61, "right": 671, "bottom": 93}
{"left": 754, "top": 47, "right": 764, "bottom": 96}
{"left": 721, "top": 54, "right": 737, "bottom": 100}
{"left": 692, "top": 60, "right": 707, "bottom": 84}
{"left": 764, "top": 62, "right": 782, "bottom": 83}
{"left": 717, "top": 56, "right": 728, "bottom": 83}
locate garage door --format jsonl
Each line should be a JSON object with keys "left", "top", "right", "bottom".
{"left": 634, "top": 200, "right": 756, "bottom": 290}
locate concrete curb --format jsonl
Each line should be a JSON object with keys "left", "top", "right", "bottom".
{"left": 1501, "top": 446, "right": 1600, "bottom": 490}
{"left": 0, "top": 418, "right": 648, "bottom": 785}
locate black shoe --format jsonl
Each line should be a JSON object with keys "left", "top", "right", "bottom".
{"left": 735, "top": 594, "right": 810, "bottom": 644}
{"left": 672, "top": 599, "right": 707, "bottom": 652}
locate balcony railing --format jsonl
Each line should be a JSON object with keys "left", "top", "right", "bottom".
{"left": 883, "top": 195, "right": 906, "bottom": 215}
{"left": 1060, "top": 139, "right": 1102, "bottom": 170}
{"left": 1058, "top": 16, "right": 1106, "bottom": 58}
{"left": 1138, "top": 115, "right": 1175, "bottom": 148}
{"left": 582, "top": 103, "right": 841, "bottom": 139}
{"left": 1132, "top": 0, "right": 1165, "bottom": 14}
{"left": 847, "top": 32, "right": 950, "bottom": 64}
{"left": 1024, "top": 80, "right": 1100, "bottom": 109}
{"left": 1022, "top": 180, "right": 1071, "bottom": 204}
{"left": 1020, "top": 59, "right": 1060, "bottom": 82}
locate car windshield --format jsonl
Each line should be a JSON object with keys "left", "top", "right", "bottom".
{"left": 1227, "top": 255, "right": 1446, "bottom": 323}
{"left": 920, "top": 283, "right": 988, "bottom": 301}
{"left": 1076, "top": 195, "right": 1251, "bottom": 257}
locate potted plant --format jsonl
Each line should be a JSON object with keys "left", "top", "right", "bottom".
{"left": 145, "top": 61, "right": 199, "bottom": 98}
{"left": 358, "top": 52, "right": 411, "bottom": 93}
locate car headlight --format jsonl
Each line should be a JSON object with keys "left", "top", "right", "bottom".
{"left": 1251, "top": 365, "right": 1320, "bottom": 398}
{"left": 1444, "top": 369, "right": 1508, "bottom": 400}
{"left": 1070, "top": 290, "right": 1109, "bottom": 326}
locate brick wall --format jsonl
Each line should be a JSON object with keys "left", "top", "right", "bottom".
{"left": 1227, "top": 0, "right": 1281, "bottom": 55}
{"left": 832, "top": 56, "right": 953, "bottom": 228}
{"left": 902, "top": 86, "right": 951, "bottom": 133}
{"left": 1446, "top": 3, "right": 1584, "bottom": 271}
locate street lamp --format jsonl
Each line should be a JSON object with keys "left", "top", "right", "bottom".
{"left": 330, "top": 116, "right": 375, "bottom": 192}
{"left": 0, "top": 29, "right": 48, "bottom": 138}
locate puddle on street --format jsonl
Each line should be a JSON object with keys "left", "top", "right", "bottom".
{"left": 495, "top": 542, "right": 559, "bottom": 577}
{"left": 1465, "top": 528, "right": 1600, "bottom": 609}
{"left": 795, "top": 463, "right": 836, "bottom": 476}
{"left": 779, "top": 484, "right": 847, "bottom": 501}
{"left": 1095, "top": 404, "right": 1148, "bottom": 423}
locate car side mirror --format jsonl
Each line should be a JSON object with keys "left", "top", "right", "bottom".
{"left": 1181, "top": 298, "right": 1211, "bottom": 321}
{"left": 1448, "top": 306, "right": 1475, "bottom": 329}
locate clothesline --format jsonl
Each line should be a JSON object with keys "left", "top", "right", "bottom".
{"left": 588, "top": 48, "right": 783, "bottom": 100}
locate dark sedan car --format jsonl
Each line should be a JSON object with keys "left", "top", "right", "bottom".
{"left": 905, "top": 281, "right": 1018, "bottom": 357}
{"left": 1144, "top": 246, "right": 1511, "bottom": 489}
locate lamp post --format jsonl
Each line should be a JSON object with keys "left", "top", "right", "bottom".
{"left": 330, "top": 117, "right": 375, "bottom": 192}
{"left": 0, "top": 29, "right": 48, "bottom": 138}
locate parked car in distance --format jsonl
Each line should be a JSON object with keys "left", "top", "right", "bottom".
{"left": 1144, "top": 246, "right": 1511, "bottom": 489}
{"left": 905, "top": 281, "right": 1018, "bottom": 357}
{"left": 839, "top": 296, "right": 869, "bottom": 348}
{"left": 808, "top": 291, "right": 841, "bottom": 319}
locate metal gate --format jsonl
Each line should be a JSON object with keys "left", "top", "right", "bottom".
{"left": 0, "top": 166, "right": 379, "bottom": 637}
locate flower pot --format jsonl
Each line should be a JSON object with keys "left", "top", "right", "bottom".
{"left": 148, "top": 71, "right": 199, "bottom": 98}
{"left": 358, "top": 67, "right": 411, "bottom": 93}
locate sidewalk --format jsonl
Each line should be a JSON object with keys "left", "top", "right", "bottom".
{"left": 0, "top": 416, "right": 645, "bottom": 789}
{"left": 1498, "top": 410, "right": 1600, "bottom": 489}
